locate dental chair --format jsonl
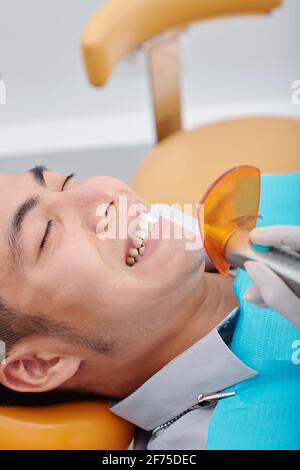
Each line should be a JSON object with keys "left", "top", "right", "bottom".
{"left": 1, "top": 0, "right": 299, "bottom": 451}
{"left": 83, "top": 0, "right": 300, "bottom": 213}
{"left": 0, "top": 401, "right": 134, "bottom": 450}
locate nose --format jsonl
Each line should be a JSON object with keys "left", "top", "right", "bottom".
{"left": 52, "top": 177, "right": 116, "bottom": 235}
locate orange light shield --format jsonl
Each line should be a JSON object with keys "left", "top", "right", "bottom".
{"left": 198, "top": 166, "right": 261, "bottom": 275}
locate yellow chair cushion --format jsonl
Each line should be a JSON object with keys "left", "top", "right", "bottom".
{"left": 82, "top": 0, "right": 281, "bottom": 86}
{"left": 132, "top": 117, "right": 300, "bottom": 215}
{"left": 0, "top": 401, "right": 135, "bottom": 450}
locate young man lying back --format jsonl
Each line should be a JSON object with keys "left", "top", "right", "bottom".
{"left": 0, "top": 166, "right": 299, "bottom": 449}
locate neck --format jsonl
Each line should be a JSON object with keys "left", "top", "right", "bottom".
{"left": 145, "top": 272, "right": 238, "bottom": 379}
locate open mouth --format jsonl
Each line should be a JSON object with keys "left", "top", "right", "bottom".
{"left": 125, "top": 211, "right": 157, "bottom": 266}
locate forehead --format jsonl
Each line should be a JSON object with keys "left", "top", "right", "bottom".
{"left": 0, "top": 169, "right": 61, "bottom": 234}
{"left": 0, "top": 172, "right": 33, "bottom": 240}
{"left": 0, "top": 170, "right": 63, "bottom": 301}
{"left": 0, "top": 173, "right": 32, "bottom": 287}
{"left": 0, "top": 170, "right": 47, "bottom": 261}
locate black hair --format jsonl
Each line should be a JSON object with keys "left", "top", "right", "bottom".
{"left": 0, "top": 383, "right": 104, "bottom": 407}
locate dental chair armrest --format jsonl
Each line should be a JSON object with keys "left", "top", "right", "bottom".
{"left": 81, "top": 0, "right": 281, "bottom": 86}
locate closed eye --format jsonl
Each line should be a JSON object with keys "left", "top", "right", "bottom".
{"left": 40, "top": 220, "right": 53, "bottom": 250}
{"left": 61, "top": 172, "right": 75, "bottom": 191}
{"left": 39, "top": 172, "right": 75, "bottom": 252}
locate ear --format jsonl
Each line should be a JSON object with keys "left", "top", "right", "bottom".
{"left": 0, "top": 337, "right": 82, "bottom": 393}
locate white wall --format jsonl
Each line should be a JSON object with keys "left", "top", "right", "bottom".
{"left": 0, "top": 0, "right": 299, "bottom": 171}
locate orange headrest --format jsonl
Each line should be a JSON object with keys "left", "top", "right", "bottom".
{"left": 0, "top": 400, "right": 135, "bottom": 450}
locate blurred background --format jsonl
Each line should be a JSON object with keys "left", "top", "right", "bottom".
{"left": 0, "top": 0, "right": 299, "bottom": 183}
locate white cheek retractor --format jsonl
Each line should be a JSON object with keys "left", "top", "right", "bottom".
{"left": 148, "top": 204, "right": 200, "bottom": 234}
{"left": 148, "top": 203, "right": 203, "bottom": 250}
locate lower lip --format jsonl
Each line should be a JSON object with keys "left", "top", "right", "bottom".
{"left": 140, "top": 231, "right": 160, "bottom": 262}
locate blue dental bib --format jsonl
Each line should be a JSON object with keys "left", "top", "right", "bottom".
{"left": 206, "top": 172, "right": 300, "bottom": 450}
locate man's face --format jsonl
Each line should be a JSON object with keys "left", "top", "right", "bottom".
{"left": 0, "top": 168, "right": 205, "bottom": 394}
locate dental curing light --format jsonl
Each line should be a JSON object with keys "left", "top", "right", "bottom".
{"left": 198, "top": 165, "right": 300, "bottom": 297}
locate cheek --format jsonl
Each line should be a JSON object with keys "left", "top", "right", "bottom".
{"left": 55, "top": 243, "right": 105, "bottom": 308}
{"left": 48, "top": 241, "right": 134, "bottom": 324}
{"left": 145, "top": 237, "right": 205, "bottom": 287}
{"left": 23, "top": 238, "right": 100, "bottom": 318}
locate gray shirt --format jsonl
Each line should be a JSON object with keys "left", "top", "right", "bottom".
{"left": 109, "top": 308, "right": 257, "bottom": 450}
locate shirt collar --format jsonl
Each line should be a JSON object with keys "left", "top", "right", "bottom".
{"left": 109, "top": 308, "right": 257, "bottom": 431}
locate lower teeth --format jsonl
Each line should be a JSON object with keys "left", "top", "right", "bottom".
{"left": 126, "top": 242, "right": 146, "bottom": 266}
{"left": 126, "top": 213, "right": 153, "bottom": 266}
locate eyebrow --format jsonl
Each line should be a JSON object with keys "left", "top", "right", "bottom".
{"left": 29, "top": 165, "right": 49, "bottom": 186}
{"left": 8, "top": 166, "right": 49, "bottom": 265}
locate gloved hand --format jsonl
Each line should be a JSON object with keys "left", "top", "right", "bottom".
{"left": 243, "top": 225, "right": 300, "bottom": 331}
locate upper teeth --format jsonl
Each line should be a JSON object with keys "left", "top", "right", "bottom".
{"left": 126, "top": 212, "right": 155, "bottom": 266}
{"left": 132, "top": 238, "right": 143, "bottom": 249}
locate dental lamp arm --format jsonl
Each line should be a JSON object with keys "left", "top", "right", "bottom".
{"left": 81, "top": 0, "right": 281, "bottom": 86}
{"left": 244, "top": 226, "right": 300, "bottom": 331}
